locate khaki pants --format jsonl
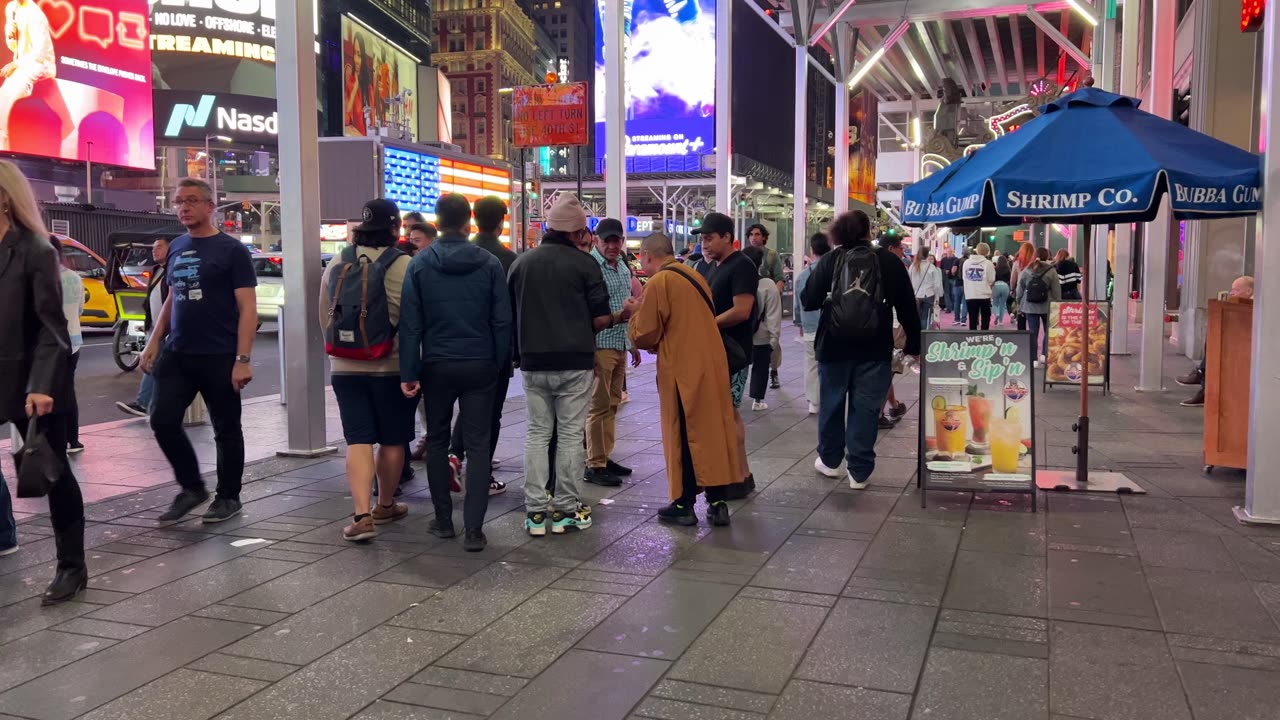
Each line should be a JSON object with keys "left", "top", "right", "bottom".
{"left": 586, "top": 349, "right": 627, "bottom": 468}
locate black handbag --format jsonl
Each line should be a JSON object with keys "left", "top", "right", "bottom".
{"left": 660, "top": 266, "right": 750, "bottom": 374}
{"left": 13, "top": 420, "right": 59, "bottom": 498}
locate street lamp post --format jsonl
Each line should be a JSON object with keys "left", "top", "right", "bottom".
{"left": 204, "top": 134, "right": 232, "bottom": 203}
{"left": 84, "top": 141, "right": 93, "bottom": 204}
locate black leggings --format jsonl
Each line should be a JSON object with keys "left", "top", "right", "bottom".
{"left": 967, "top": 299, "right": 992, "bottom": 331}
{"left": 65, "top": 351, "right": 80, "bottom": 445}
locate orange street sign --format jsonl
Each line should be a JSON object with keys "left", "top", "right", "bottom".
{"left": 513, "top": 82, "right": 589, "bottom": 149}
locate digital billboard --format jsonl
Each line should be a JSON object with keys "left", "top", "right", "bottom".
{"left": 0, "top": 0, "right": 154, "bottom": 168}
{"left": 155, "top": 90, "right": 277, "bottom": 143}
{"left": 383, "top": 145, "right": 512, "bottom": 244}
{"left": 341, "top": 15, "right": 418, "bottom": 142}
{"left": 149, "top": 0, "right": 277, "bottom": 64}
{"left": 593, "top": 0, "right": 716, "bottom": 160}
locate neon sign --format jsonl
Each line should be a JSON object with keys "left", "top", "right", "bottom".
{"left": 1242, "top": 0, "right": 1264, "bottom": 32}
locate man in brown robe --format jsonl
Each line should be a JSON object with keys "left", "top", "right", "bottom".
{"left": 625, "top": 233, "right": 741, "bottom": 527}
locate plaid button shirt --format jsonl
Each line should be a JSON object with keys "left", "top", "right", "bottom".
{"left": 592, "top": 248, "right": 633, "bottom": 351}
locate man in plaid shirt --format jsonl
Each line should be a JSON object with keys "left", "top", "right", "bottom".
{"left": 585, "top": 219, "right": 642, "bottom": 487}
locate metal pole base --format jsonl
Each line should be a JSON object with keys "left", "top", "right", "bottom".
{"left": 276, "top": 446, "right": 338, "bottom": 459}
{"left": 1035, "top": 469, "right": 1147, "bottom": 494}
{"left": 1134, "top": 385, "right": 1167, "bottom": 393}
{"left": 1233, "top": 505, "right": 1280, "bottom": 526}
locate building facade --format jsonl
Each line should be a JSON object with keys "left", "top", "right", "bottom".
{"left": 527, "top": 0, "right": 594, "bottom": 173}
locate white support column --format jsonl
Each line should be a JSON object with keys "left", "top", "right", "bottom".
{"left": 714, "top": 0, "right": 731, "bottom": 213}
{"left": 833, "top": 26, "right": 853, "bottom": 216}
{"left": 604, "top": 0, "right": 626, "bottom": 220}
{"left": 1111, "top": 0, "right": 1141, "bottom": 354}
{"left": 793, "top": 43, "right": 808, "bottom": 270}
{"left": 1137, "top": 0, "right": 1176, "bottom": 391}
{"left": 1238, "top": 0, "right": 1280, "bottom": 524}
{"left": 276, "top": 0, "right": 329, "bottom": 456}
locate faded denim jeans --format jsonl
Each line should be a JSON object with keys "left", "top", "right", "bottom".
{"left": 522, "top": 369, "right": 593, "bottom": 513}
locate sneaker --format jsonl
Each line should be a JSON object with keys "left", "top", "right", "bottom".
{"left": 751, "top": 400, "right": 769, "bottom": 412}
{"left": 525, "top": 511, "right": 548, "bottom": 537}
{"left": 489, "top": 479, "right": 508, "bottom": 495}
{"left": 620, "top": 391, "right": 631, "bottom": 404}
{"left": 448, "top": 454, "right": 463, "bottom": 493}
{"left": 462, "top": 529, "right": 487, "bottom": 552}
{"left": 807, "top": 402, "right": 818, "bottom": 415}
{"left": 1033, "top": 360, "right": 1044, "bottom": 369}
{"left": 202, "top": 498, "right": 242, "bottom": 523}
{"left": 814, "top": 457, "right": 845, "bottom": 478}
{"left": 584, "top": 467, "right": 623, "bottom": 487}
{"left": 706, "top": 501, "right": 731, "bottom": 527}
{"left": 1176, "top": 369, "right": 1204, "bottom": 386}
{"left": 428, "top": 518, "right": 456, "bottom": 539}
{"left": 770, "top": 369, "right": 781, "bottom": 389}
{"left": 342, "top": 515, "right": 376, "bottom": 541}
{"left": 66, "top": 442, "right": 84, "bottom": 455}
{"left": 848, "top": 471, "right": 869, "bottom": 490}
{"left": 0, "top": 544, "right": 18, "bottom": 557}
{"left": 115, "top": 401, "right": 147, "bottom": 417}
{"left": 889, "top": 401, "right": 908, "bottom": 419}
{"left": 657, "top": 501, "right": 697, "bottom": 526}
{"left": 1180, "top": 388, "right": 1205, "bottom": 407}
{"left": 158, "top": 488, "right": 209, "bottom": 522}
{"left": 371, "top": 502, "right": 408, "bottom": 524}
{"left": 552, "top": 504, "right": 593, "bottom": 533}
{"left": 878, "top": 415, "right": 896, "bottom": 429}
{"left": 605, "top": 459, "right": 633, "bottom": 476}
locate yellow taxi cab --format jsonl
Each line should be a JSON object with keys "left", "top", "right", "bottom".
{"left": 57, "top": 236, "right": 144, "bottom": 327}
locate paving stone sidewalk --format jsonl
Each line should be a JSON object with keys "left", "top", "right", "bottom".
{"left": 2, "top": 333, "right": 1279, "bottom": 720}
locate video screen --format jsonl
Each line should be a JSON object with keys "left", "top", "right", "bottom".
{"left": 341, "top": 15, "right": 417, "bottom": 141}
{"left": 0, "top": 0, "right": 154, "bottom": 168}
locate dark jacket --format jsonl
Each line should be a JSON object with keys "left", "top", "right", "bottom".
{"left": 474, "top": 232, "right": 517, "bottom": 274}
{"left": 399, "top": 232, "right": 511, "bottom": 381}
{"left": 508, "top": 234, "right": 611, "bottom": 371}
{"left": 0, "top": 228, "right": 71, "bottom": 422}
{"left": 800, "top": 244, "right": 922, "bottom": 363}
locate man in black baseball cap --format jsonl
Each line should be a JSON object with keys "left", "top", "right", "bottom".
{"left": 357, "top": 198, "right": 402, "bottom": 232}
{"left": 594, "top": 218, "right": 625, "bottom": 242}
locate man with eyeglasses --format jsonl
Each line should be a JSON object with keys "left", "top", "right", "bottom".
{"left": 141, "top": 177, "right": 258, "bottom": 524}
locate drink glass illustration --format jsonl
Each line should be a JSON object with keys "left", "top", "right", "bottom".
{"left": 989, "top": 418, "right": 1021, "bottom": 474}
{"left": 967, "top": 390, "right": 991, "bottom": 445}
{"left": 929, "top": 379, "right": 968, "bottom": 454}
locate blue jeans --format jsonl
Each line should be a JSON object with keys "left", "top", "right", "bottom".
{"left": 817, "top": 359, "right": 893, "bottom": 483}
{"left": 1027, "top": 313, "right": 1048, "bottom": 357}
{"left": 0, "top": 461, "right": 16, "bottom": 551}
{"left": 918, "top": 297, "right": 935, "bottom": 329}
{"left": 992, "top": 281, "right": 1010, "bottom": 324}
{"left": 522, "top": 369, "right": 593, "bottom": 513}
{"left": 136, "top": 372, "right": 156, "bottom": 410}
{"left": 951, "top": 284, "right": 967, "bottom": 322}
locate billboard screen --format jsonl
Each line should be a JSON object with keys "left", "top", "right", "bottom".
{"left": 593, "top": 0, "right": 716, "bottom": 160}
{"left": 849, "top": 89, "right": 878, "bottom": 205}
{"left": 0, "top": 0, "right": 154, "bottom": 168}
{"left": 155, "top": 90, "right": 277, "bottom": 143}
{"left": 341, "top": 15, "right": 417, "bottom": 141}
{"left": 383, "top": 145, "right": 512, "bottom": 245}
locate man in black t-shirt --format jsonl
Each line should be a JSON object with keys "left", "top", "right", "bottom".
{"left": 693, "top": 212, "right": 756, "bottom": 501}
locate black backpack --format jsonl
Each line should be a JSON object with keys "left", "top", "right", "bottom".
{"left": 324, "top": 245, "right": 404, "bottom": 360}
{"left": 824, "top": 246, "right": 883, "bottom": 341}
{"left": 1026, "top": 266, "right": 1052, "bottom": 304}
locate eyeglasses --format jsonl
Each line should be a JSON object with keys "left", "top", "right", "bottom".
{"left": 172, "top": 197, "right": 210, "bottom": 208}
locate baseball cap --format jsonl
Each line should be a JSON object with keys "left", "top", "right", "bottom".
{"left": 595, "top": 218, "right": 625, "bottom": 240}
{"left": 691, "top": 212, "right": 734, "bottom": 236}
{"left": 356, "top": 198, "right": 401, "bottom": 232}
{"left": 546, "top": 193, "right": 588, "bottom": 232}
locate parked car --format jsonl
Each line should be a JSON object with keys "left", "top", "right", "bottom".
{"left": 57, "top": 236, "right": 145, "bottom": 327}
{"left": 252, "top": 253, "right": 334, "bottom": 322}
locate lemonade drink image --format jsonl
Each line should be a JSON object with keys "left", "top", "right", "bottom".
{"left": 966, "top": 386, "right": 992, "bottom": 446}
{"left": 1002, "top": 379, "right": 1031, "bottom": 445}
{"left": 988, "top": 418, "right": 1022, "bottom": 474}
{"left": 928, "top": 379, "right": 968, "bottom": 455}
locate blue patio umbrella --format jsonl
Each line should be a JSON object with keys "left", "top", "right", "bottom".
{"left": 901, "top": 87, "right": 1262, "bottom": 492}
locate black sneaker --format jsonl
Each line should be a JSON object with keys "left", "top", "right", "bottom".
{"left": 462, "top": 529, "right": 487, "bottom": 552}
{"left": 706, "top": 501, "right": 731, "bottom": 527}
{"left": 428, "top": 518, "right": 456, "bottom": 539}
{"left": 878, "top": 415, "right": 897, "bottom": 429}
{"left": 770, "top": 370, "right": 781, "bottom": 389}
{"left": 605, "top": 459, "right": 633, "bottom": 476}
{"left": 584, "top": 467, "right": 623, "bottom": 487}
{"left": 657, "top": 501, "right": 697, "bottom": 526}
{"left": 202, "top": 498, "right": 242, "bottom": 523}
{"left": 158, "top": 488, "right": 209, "bottom": 522}
{"left": 115, "top": 401, "right": 147, "bottom": 417}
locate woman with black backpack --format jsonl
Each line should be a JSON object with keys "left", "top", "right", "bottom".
{"left": 1015, "top": 246, "right": 1062, "bottom": 367}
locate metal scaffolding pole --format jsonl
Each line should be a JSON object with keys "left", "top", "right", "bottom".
{"left": 714, "top": 0, "right": 732, "bottom": 213}
{"left": 604, "top": 0, "right": 626, "bottom": 220}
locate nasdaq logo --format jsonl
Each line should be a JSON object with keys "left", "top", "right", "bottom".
{"left": 164, "top": 95, "right": 216, "bottom": 137}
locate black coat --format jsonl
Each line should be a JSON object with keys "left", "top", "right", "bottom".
{"left": 0, "top": 228, "right": 71, "bottom": 423}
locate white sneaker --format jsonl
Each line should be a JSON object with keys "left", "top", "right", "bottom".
{"left": 814, "top": 457, "right": 845, "bottom": 478}
{"left": 620, "top": 391, "right": 630, "bottom": 404}
{"left": 0, "top": 544, "right": 18, "bottom": 557}
{"left": 807, "top": 402, "right": 818, "bottom": 415}
{"left": 847, "top": 471, "right": 869, "bottom": 490}
{"left": 1033, "top": 360, "right": 1044, "bottom": 369}
{"left": 751, "top": 400, "right": 768, "bottom": 411}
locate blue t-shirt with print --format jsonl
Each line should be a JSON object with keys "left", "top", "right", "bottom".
{"left": 165, "top": 232, "right": 256, "bottom": 354}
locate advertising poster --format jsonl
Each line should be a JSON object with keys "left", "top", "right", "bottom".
{"left": 919, "top": 330, "right": 1037, "bottom": 505}
{"left": 341, "top": 16, "right": 417, "bottom": 141}
{"left": 593, "top": 0, "right": 715, "bottom": 160}
{"left": 0, "top": 0, "right": 154, "bottom": 168}
{"left": 848, "top": 89, "right": 878, "bottom": 205}
{"left": 1046, "top": 302, "right": 1110, "bottom": 388}
{"left": 513, "top": 82, "right": 588, "bottom": 148}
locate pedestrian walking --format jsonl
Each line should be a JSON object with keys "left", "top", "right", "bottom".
{"left": 398, "top": 194, "right": 510, "bottom": 551}
{"left": 742, "top": 245, "right": 782, "bottom": 412}
{"left": 0, "top": 159, "right": 87, "bottom": 603}
{"left": 629, "top": 233, "right": 740, "bottom": 527}
{"left": 963, "top": 242, "right": 996, "bottom": 330}
{"left": 52, "top": 237, "right": 84, "bottom": 454}
{"left": 1055, "top": 249, "right": 1083, "bottom": 300}
{"left": 1011, "top": 242, "right": 1036, "bottom": 330}
{"left": 746, "top": 224, "right": 785, "bottom": 389}
{"left": 909, "top": 246, "right": 942, "bottom": 330}
{"left": 992, "top": 253, "right": 1012, "bottom": 325}
{"left": 800, "top": 210, "right": 921, "bottom": 489}
{"left": 320, "top": 198, "right": 414, "bottom": 542}
{"left": 584, "top": 218, "right": 642, "bottom": 487}
{"left": 1016, "top": 246, "right": 1062, "bottom": 366}
{"left": 142, "top": 178, "right": 257, "bottom": 524}
{"left": 116, "top": 237, "right": 169, "bottom": 417}
{"left": 794, "top": 233, "right": 830, "bottom": 415}
{"left": 693, "top": 212, "right": 756, "bottom": 497}
{"left": 508, "top": 193, "right": 618, "bottom": 536}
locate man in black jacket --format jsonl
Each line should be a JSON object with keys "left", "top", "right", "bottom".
{"left": 800, "top": 211, "right": 921, "bottom": 489}
{"left": 400, "top": 193, "right": 511, "bottom": 552}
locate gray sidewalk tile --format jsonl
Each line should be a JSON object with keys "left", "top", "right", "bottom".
{"left": 408, "top": 667, "right": 528, "bottom": 697}
{"left": 0, "top": 630, "right": 118, "bottom": 693}
{"left": 76, "top": 669, "right": 266, "bottom": 720}
{"left": 795, "top": 598, "right": 935, "bottom": 693}
{"left": 222, "top": 546, "right": 412, "bottom": 613}
{"left": 370, "top": 553, "right": 491, "bottom": 588}
{"left": 91, "top": 537, "right": 276, "bottom": 594}
{"left": 960, "top": 509, "right": 1046, "bottom": 556}
{"left": 632, "top": 697, "right": 763, "bottom": 720}
{"left": 853, "top": 521, "right": 962, "bottom": 589}
{"left": 800, "top": 490, "right": 899, "bottom": 535}
{"left": 750, "top": 535, "right": 867, "bottom": 595}
{"left": 1048, "top": 622, "right": 1192, "bottom": 720}
{"left": 910, "top": 647, "right": 1048, "bottom": 720}
{"left": 88, "top": 557, "right": 302, "bottom": 626}
{"left": 1177, "top": 661, "right": 1280, "bottom": 720}
{"left": 0, "top": 597, "right": 95, "bottom": 645}
{"left": 769, "top": 680, "right": 910, "bottom": 720}
{"left": 351, "top": 700, "right": 481, "bottom": 719}
{"left": 578, "top": 576, "right": 739, "bottom": 659}
{"left": 1145, "top": 566, "right": 1280, "bottom": 642}
{"left": 1132, "top": 528, "right": 1236, "bottom": 572}
{"left": 488, "top": 649, "right": 668, "bottom": 720}
{"left": 1047, "top": 549, "right": 1160, "bottom": 629}
{"left": 390, "top": 561, "right": 565, "bottom": 635}
{"left": 187, "top": 654, "right": 300, "bottom": 682}
{"left": 382, "top": 683, "right": 508, "bottom": 715}
{"left": 54, "top": 618, "right": 151, "bottom": 640}
{"left": 649, "top": 680, "right": 775, "bottom": 715}
{"left": 943, "top": 550, "right": 1047, "bottom": 617}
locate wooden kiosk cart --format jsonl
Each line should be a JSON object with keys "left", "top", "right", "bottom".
{"left": 1203, "top": 297, "right": 1254, "bottom": 473}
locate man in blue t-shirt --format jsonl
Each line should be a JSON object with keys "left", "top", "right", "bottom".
{"left": 141, "top": 178, "right": 258, "bottom": 524}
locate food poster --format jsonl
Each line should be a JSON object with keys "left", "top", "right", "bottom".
{"left": 919, "top": 331, "right": 1036, "bottom": 494}
{"left": 1046, "top": 302, "right": 1110, "bottom": 386}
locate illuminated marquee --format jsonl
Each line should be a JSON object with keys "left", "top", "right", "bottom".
{"left": 148, "top": 0, "right": 318, "bottom": 63}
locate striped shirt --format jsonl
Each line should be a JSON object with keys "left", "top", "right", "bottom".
{"left": 592, "top": 248, "right": 632, "bottom": 351}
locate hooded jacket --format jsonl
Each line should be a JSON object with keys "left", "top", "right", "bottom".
{"left": 399, "top": 231, "right": 511, "bottom": 381}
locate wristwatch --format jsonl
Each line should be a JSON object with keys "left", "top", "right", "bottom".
{"left": 236, "top": 355, "right": 251, "bottom": 364}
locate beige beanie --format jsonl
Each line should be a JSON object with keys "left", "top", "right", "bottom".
{"left": 546, "top": 193, "right": 588, "bottom": 232}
